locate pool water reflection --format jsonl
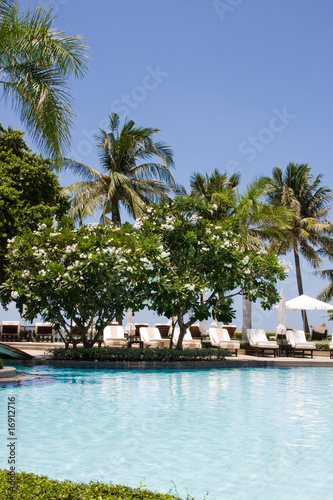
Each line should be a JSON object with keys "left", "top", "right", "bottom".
{"left": 1, "top": 366, "right": 332, "bottom": 499}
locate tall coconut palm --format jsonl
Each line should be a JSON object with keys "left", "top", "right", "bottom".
{"left": 190, "top": 168, "right": 240, "bottom": 217}
{"left": 266, "top": 163, "right": 333, "bottom": 332}
{"left": 64, "top": 113, "right": 176, "bottom": 226}
{"left": 0, "top": 0, "right": 88, "bottom": 161}
{"left": 191, "top": 170, "right": 291, "bottom": 338}
{"left": 231, "top": 177, "right": 292, "bottom": 338}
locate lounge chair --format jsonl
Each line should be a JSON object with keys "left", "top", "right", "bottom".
{"left": 209, "top": 327, "right": 240, "bottom": 356}
{"left": 154, "top": 323, "right": 171, "bottom": 339}
{"left": 329, "top": 342, "right": 333, "bottom": 359}
{"left": 246, "top": 329, "right": 279, "bottom": 357}
{"left": 135, "top": 323, "right": 149, "bottom": 338}
{"left": 0, "top": 321, "right": 21, "bottom": 342}
{"left": 221, "top": 325, "right": 237, "bottom": 337}
{"left": 310, "top": 324, "right": 328, "bottom": 341}
{"left": 286, "top": 330, "right": 316, "bottom": 358}
{"left": 189, "top": 323, "right": 201, "bottom": 339}
{"left": 173, "top": 328, "right": 202, "bottom": 349}
{"left": 103, "top": 325, "right": 127, "bottom": 347}
{"left": 139, "top": 327, "right": 169, "bottom": 348}
{"left": 35, "top": 322, "right": 54, "bottom": 342}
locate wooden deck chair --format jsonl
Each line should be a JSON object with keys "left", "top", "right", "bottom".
{"left": 0, "top": 321, "right": 21, "bottom": 342}
{"left": 246, "top": 328, "right": 279, "bottom": 357}
{"left": 287, "top": 330, "right": 316, "bottom": 358}
{"left": 35, "top": 322, "right": 54, "bottom": 342}
{"left": 154, "top": 323, "right": 171, "bottom": 339}
{"left": 173, "top": 327, "right": 202, "bottom": 349}
{"left": 310, "top": 324, "right": 328, "bottom": 341}
{"left": 103, "top": 325, "right": 127, "bottom": 347}
{"left": 139, "top": 327, "right": 169, "bottom": 348}
{"left": 209, "top": 327, "right": 240, "bottom": 356}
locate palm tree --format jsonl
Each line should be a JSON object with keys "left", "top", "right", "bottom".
{"left": 64, "top": 113, "right": 176, "bottom": 226}
{"left": 231, "top": 177, "right": 292, "bottom": 338}
{"left": 266, "top": 163, "right": 333, "bottom": 332}
{"left": 0, "top": 0, "right": 88, "bottom": 161}
{"left": 191, "top": 170, "right": 291, "bottom": 338}
{"left": 190, "top": 168, "right": 240, "bottom": 217}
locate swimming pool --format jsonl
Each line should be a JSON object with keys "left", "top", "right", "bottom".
{"left": 1, "top": 366, "right": 332, "bottom": 499}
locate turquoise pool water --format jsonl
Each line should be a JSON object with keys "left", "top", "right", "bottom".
{"left": 1, "top": 366, "right": 333, "bottom": 499}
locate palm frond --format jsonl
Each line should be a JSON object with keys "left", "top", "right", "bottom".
{"left": 0, "top": 1, "right": 88, "bottom": 160}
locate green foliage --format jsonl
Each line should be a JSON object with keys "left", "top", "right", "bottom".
{"left": 0, "top": 220, "right": 139, "bottom": 348}
{"left": 0, "top": 125, "right": 69, "bottom": 282}
{"left": 314, "top": 340, "right": 330, "bottom": 351}
{"left": 0, "top": 357, "right": 3, "bottom": 369}
{"left": 64, "top": 112, "right": 176, "bottom": 226}
{"left": 51, "top": 346, "right": 229, "bottom": 362}
{"left": 134, "top": 197, "right": 287, "bottom": 348}
{"left": 0, "top": 469, "right": 191, "bottom": 500}
{"left": 266, "top": 162, "right": 333, "bottom": 332}
{"left": 0, "top": 1, "right": 88, "bottom": 160}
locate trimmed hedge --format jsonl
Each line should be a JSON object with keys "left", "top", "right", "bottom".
{"left": 314, "top": 340, "right": 330, "bottom": 351}
{"left": 51, "top": 346, "right": 229, "bottom": 362}
{"left": 0, "top": 470, "right": 193, "bottom": 499}
{"left": 0, "top": 357, "right": 3, "bottom": 369}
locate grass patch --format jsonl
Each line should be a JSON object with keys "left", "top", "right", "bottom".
{"left": 51, "top": 347, "right": 229, "bottom": 362}
{"left": 0, "top": 469, "right": 195, "bottom": 499}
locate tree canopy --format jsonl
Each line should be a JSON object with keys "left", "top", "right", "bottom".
{"left": 266, "top": 162, "right": 333, "bottom": 332}
{"left": 63, "top": 113, "right": 176, "bottom": 226}
{"left": 0, "top": 124, "right": 68, "bottom": 282}
{"left": 134, "top": 197, "right": 288, "bottom": 348}
{"left": 0, "top": 219, "right": 139, "bottom": 347}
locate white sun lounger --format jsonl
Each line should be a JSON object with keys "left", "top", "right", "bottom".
{"left": 246, "top": 328, "right": 279, "bottom": 357}
{"left": 139, "top": 327, "right": 169, "bottom": 348}
{"left": 286, "top": 330, "right": 316, "bottom": 358}
{"left": 103, "top": 325, "right": 127, "bottom": 347}
{"left": 209, "top": 327, "right": 240, "bottom": 356}
{"left": 173, "top": 327, "right": 202, "bottom": 349}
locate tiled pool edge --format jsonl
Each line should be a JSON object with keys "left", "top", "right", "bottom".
{"left": 11, "top": 355, "right": 333, "bottom": 369}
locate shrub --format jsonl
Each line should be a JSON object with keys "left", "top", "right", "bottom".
{"left": 0, "top": 469, "right": 194, "bottom": 499}
{"left": 51, "top": 346, "right": 229, "bottom": 362}
{"left": 0, "top": 357, "right": 3, "bottom": 369}
{"left": 315, "top": 340, "right": 330, "bottom": 351}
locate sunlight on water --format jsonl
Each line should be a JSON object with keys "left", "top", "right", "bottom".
{"left": 1, "top": 366, "right": 333, "bottom": 500}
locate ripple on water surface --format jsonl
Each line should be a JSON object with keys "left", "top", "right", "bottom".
{"left": 1, "top": 366, "right": 333, "bottom": 500}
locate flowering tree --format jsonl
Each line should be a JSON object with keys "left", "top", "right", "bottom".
{"left": 0, "top": 219, "right": 138, "bottom": 348}
{"left": 134, "top": 198, "right": 288, "bottom": 349}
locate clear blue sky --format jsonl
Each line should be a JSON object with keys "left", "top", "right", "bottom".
{"left": 1, "top": 0, "right": 333, "bottom": 331}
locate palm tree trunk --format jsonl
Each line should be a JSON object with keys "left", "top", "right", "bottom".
{"left": 111, "top": 200, "right": 120, "bottom": 226}
{"left": 242, "top": 296, "right": 252, "bottom": 340}
{"left": 293, "top": 247, "right": 310, "bottom": 333}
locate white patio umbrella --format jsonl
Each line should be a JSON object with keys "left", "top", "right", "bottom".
{"left": 278, "top": 294, "right": 333, "bottom": 311}
{"left": 198, "top": 320, "right": 208, "bottom": 334}
{"left": 276, "top": 289, "right": 287, "bottom": 336}
{"left": 124, "top": 310, "right": 136, "bottom": 337}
